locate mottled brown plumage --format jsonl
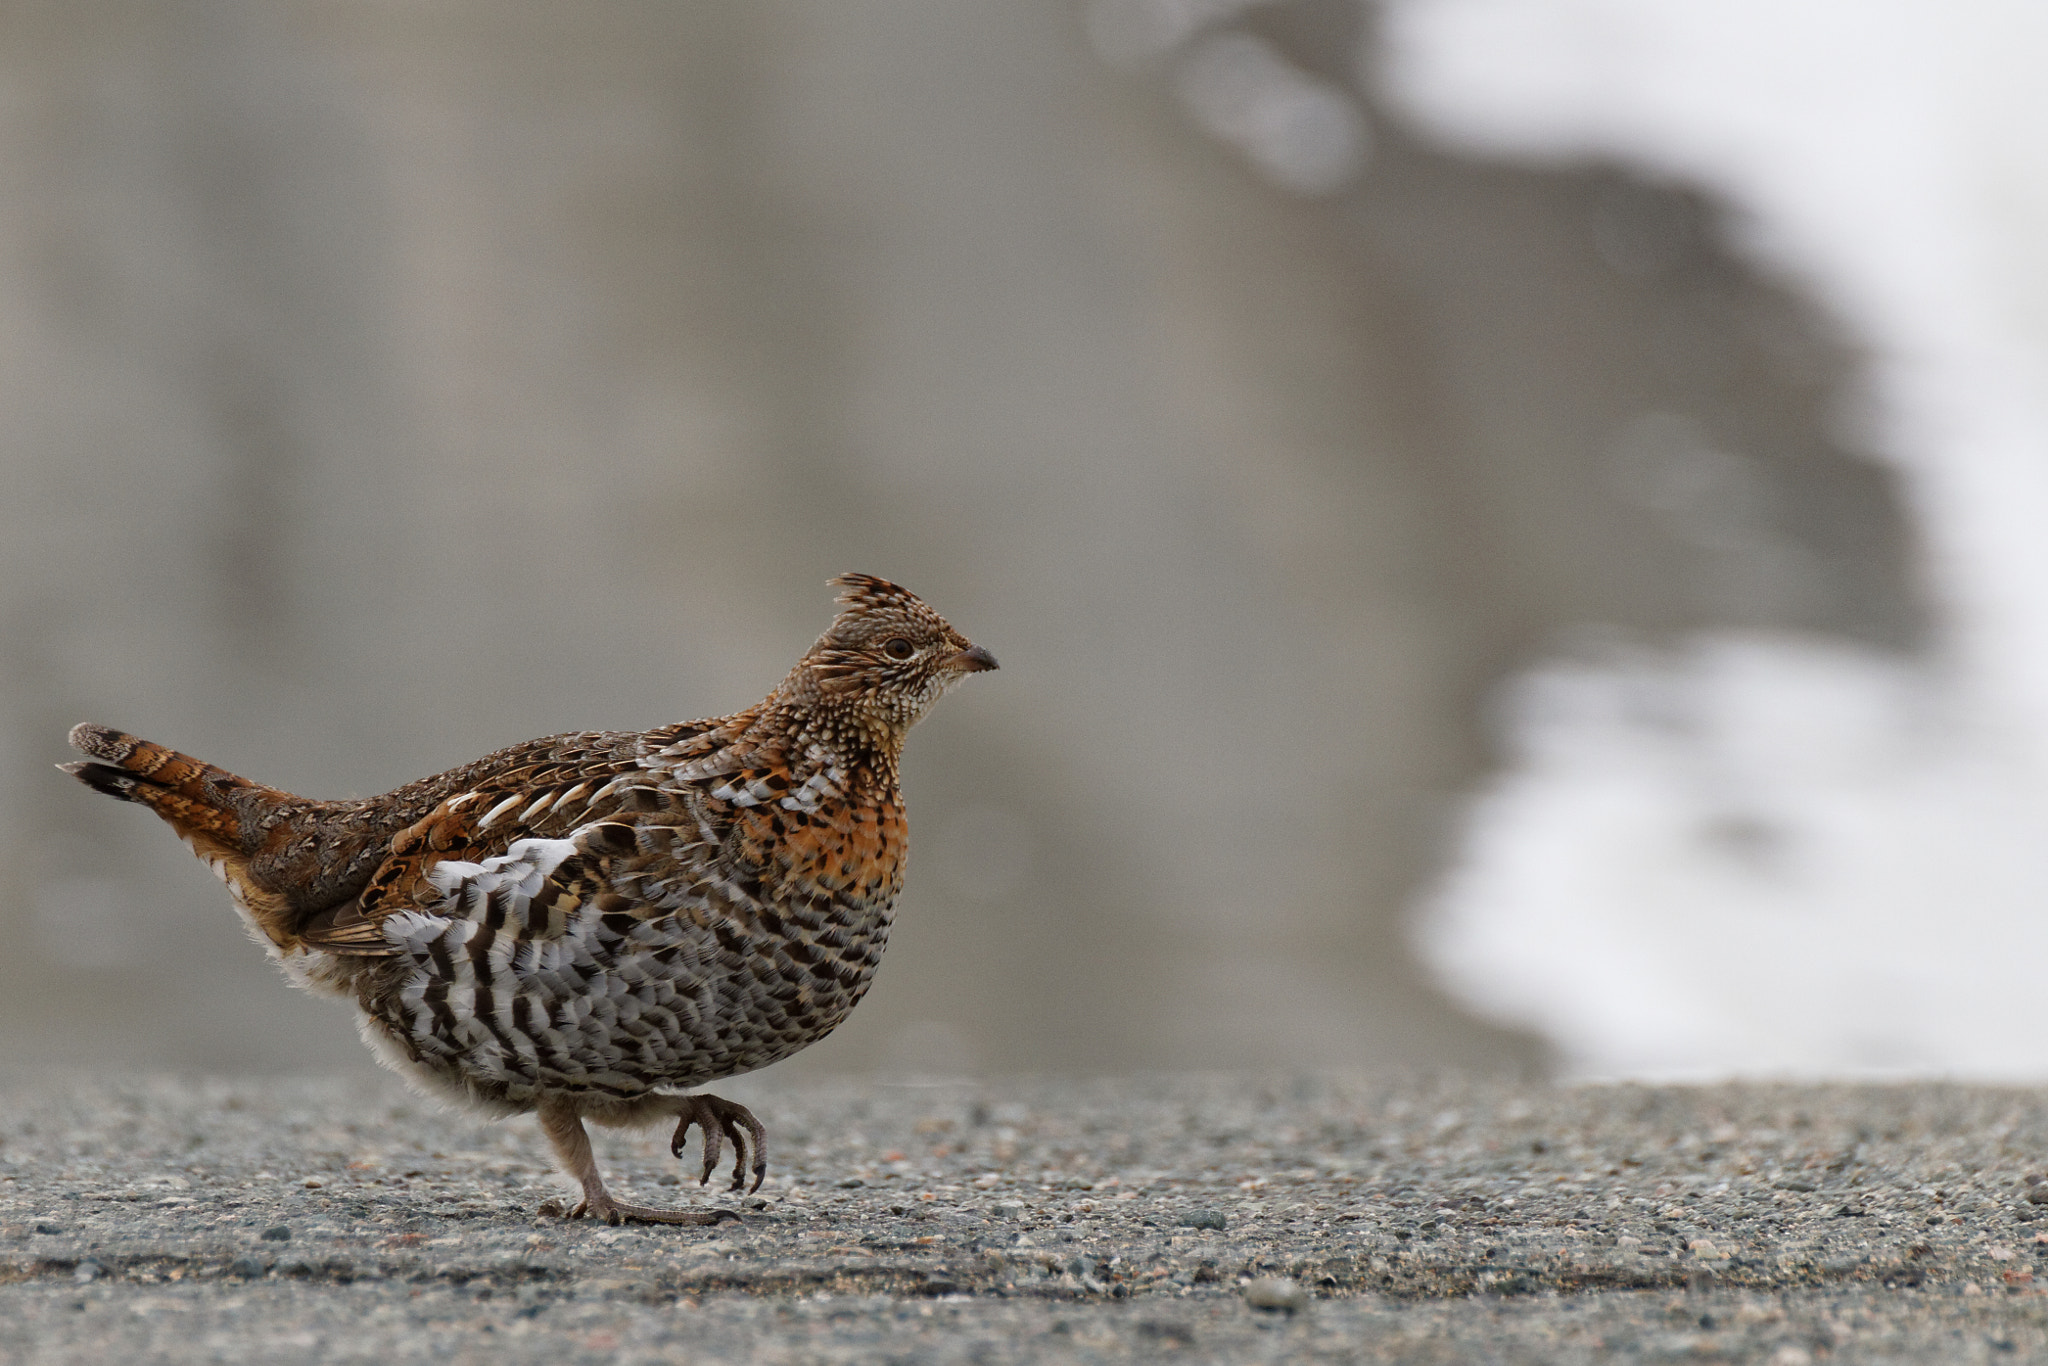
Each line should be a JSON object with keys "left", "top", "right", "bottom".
{"left": 61, "top": 574, "right": 995, "bottom": 1224}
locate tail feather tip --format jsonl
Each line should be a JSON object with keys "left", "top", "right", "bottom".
{"left": 60, "top": 758, "right": 139, "bottom": 800}
{"left": 67, "top": 723, "right": 132, "bottom": 762}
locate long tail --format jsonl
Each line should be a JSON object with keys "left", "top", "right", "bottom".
{"left": 61, "top": 723, "right": 314, "bottom": 947}
{"left": 61, "top": 722, "right": 284, "bottom": 859}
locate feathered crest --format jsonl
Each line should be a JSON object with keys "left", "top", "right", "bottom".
{"left": 829, "top": 572, "right": 924, "bottom": 614}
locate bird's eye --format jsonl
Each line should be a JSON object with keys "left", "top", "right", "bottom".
{"left": 883, "top": 638, "right": 915, "bottom": 661}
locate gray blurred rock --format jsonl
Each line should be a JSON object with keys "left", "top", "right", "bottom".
{"left": 1242, "top": 1274, "right": 1306, "bottom": 1311}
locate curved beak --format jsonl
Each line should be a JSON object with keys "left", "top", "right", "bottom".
{"left": 946, "top": 644, "right": 999, "bottom": 673}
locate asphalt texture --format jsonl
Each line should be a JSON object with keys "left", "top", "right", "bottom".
{"left": 4, "top": 1071, "right": 2048, "bottom": 1363}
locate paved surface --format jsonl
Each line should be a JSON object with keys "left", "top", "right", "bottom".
{"left": 3, "top": 1071, "right": 2048, "bottom": 1363}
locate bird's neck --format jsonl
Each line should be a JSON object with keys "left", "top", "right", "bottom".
{"left": 740, "top": 693, "right": 904, "bottom": 798}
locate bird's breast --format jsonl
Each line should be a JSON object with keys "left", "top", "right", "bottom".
{"left": 736, "top": 795, "right": 907, "bottom": 907}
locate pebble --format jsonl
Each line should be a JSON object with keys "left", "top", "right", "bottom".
{"left": 1179, "top": 1208, "right": 1226, "bottom": 1231}
{"left": 261, "top": 1225, "right": 292, "bottom": 1241}
{"left": 1242, "top": 1276, "right": 1305, "bottom": 1312}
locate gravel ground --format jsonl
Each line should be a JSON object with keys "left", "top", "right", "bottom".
{"left": 4, "top": 1071, "right": 2048, "bottom": 1363}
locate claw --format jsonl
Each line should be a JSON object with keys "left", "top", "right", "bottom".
{"left": 667, "top": 1093, "right": 769, "bottom": 1195}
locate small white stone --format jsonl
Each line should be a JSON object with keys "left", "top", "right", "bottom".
{"left": 1243, "top": 1275, "right": 1306, "bottom": 1312}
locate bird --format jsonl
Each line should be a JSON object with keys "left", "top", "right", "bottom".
{"left": 60, "top": 573, "right": 995, "bottom": 1225}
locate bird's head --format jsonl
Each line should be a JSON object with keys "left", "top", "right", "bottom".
{"left": 783, "top": 573, "right": 997, "bottom": 740}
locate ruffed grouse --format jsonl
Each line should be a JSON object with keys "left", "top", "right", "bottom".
{"left": 61, "top": 574, "right": 995, "bottom": 1225}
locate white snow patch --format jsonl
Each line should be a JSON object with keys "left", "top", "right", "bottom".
{"left": 1381, "top": 0, "right": 2048, "bottom": 1076}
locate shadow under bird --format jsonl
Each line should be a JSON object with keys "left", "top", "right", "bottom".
{"left": 60, "top": 574, "right": 996, "bottom": 1224}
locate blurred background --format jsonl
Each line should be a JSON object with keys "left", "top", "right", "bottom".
{"left": 7, "top": 0, "right": 2039, "bottom": 1083}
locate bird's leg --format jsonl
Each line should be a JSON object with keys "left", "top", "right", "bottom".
{"left": 669, "top": 1093, "right": 769, "bottom": 1194}
{"left": 536, "top": 1095, "right": 739, "bottom": 1226}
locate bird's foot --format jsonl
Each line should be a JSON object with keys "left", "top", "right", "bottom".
{"left": 669, "top": 1092, "right": 768, "bottom": 1194}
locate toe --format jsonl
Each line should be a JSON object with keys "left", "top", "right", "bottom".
{"left": 604, "top": 1200, "right": 744, "bottom": 1226}
{"left": 697, "top": 1119, "right": 725, "bottom": 1185}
